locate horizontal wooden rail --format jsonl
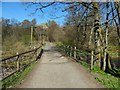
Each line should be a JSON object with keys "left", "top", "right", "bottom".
{"left": 58, "top": 45, "right": 92, "bottom": 65}
{"left": 1, "top": 45, "right": 43, "bottom": 81}
{"left": 60, "top": 45, "right": 90, "bottom": 55}
{"left": 1, "top": 46, "right": 41, "bottom": 62}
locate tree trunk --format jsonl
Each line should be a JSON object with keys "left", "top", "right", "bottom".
{"left": 93, "top": 2, "right": 101, "bottom": 69}
{"left": 113, "top": 2, "right": 120, "bottom": 45}
{"left": 103, "top": 3, "right": 109, "bottom": 71}
{"left": 114, "top": 2, "right": 120, "bottom": 60}
{"left": 88, "top": 26, "right": 94, "bottom": 50}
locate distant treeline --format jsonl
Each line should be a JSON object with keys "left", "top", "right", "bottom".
{"left": 1, "top": 18, "right": 37, "bottom": 57}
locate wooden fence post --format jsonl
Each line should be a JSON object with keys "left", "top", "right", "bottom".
{"left": 64, "top": 46, "right": 65, "bottom": 52}
{"left": 16, "top": 52, "right": 20, "bottom": 71}
{"left": 31, "top": 26, "right": 33, "bottom": 45}
{"left": 34, "top": 46, "right": 37, "bottom": 60}
{"left": 91, "top": 51, "right": 94, "bottom": 70}
{"left": 67, "top": 46, "right": 69, "bottom": 55}
{"left": 74, "top": 46, "right": 77, "bottom": 59}
{"left": 65, "top": 45, "right": 67, "bottom": 53}
{"left": 70, "top": 47, "right": 72, "bottom": 57}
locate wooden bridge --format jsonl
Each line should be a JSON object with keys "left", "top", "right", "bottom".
{"left": 1, "top": 42, "right": 104, "bottom": 88}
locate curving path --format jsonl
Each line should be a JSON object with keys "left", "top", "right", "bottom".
{"left": 17, "top": 43, "right": 104, "bottom": 88}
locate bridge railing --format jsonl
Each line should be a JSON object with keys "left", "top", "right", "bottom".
{"left": 1, "top": 46, "right": 43, "bottom": 81}
{"left": 58, "top": 44, "right": 113, "bottom": 69}
{"left": 58, "top": 45, "right": 92, "bottom": 66}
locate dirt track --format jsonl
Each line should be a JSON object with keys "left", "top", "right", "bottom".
{"left": 18, "top": 43, "right": 104, "bottom": 88}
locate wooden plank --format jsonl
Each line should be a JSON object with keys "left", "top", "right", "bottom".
{"left": 1, "top": 46, "right": 42, "bottom": 62}
{"left": 1, "top": 45, "right": 43, "bottom": 81}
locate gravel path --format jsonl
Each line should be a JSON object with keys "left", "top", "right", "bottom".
{"left": 18, "top": 43, "right": 104, "bottom": 88}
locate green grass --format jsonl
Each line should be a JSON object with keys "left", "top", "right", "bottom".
{"left": 78, "top": 60, "right": 90, "bottom": 69}
{"left": 56, "top": 44, "right": 119, "bottom": 88}
{"left": 78, "top": 60, "right": 119, "bottom": 88}
{"left": 57, "top": 45, "right": 119, "bottom": 88}
{"left": 1, "top": 61, "right": 36, "bottom": 89}
{"left": 78, "top": 60, "right": 118, "bottom": 88}
{"left": 92, "top": 66, "right": 118, "bottom": 88}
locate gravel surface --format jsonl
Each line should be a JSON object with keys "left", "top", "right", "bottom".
{"left": 17, "top": 43, "right": 104, "bottom": 88}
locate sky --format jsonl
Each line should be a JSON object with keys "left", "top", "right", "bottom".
{"left": 1, "top": 2, "right": 67, "bottom": 26}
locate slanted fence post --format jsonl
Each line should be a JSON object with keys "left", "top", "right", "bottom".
{"left": 74, "top": 46, "right": 77, "bottom": 60}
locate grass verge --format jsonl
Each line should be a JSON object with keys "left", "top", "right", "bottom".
{"left": 57, "top": 44, "right": 119, "bottom": 88}
{"left": 78, "top": 60, "right": 119, "bottom": 88}
{"left": 1, "top": 61, "right": 37, "bottom": 89}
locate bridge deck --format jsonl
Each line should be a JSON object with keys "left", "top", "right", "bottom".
{"left": 17, "top": 43, "right": 104, "bottom": 88}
